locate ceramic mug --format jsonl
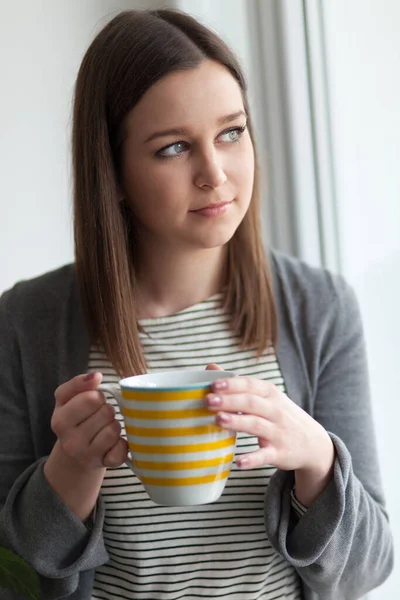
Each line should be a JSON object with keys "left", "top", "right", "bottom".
{"left": 98, "top": 369, "right": 237, "bottom": 506}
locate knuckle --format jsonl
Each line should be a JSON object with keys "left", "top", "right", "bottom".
{"left": 256, "top": 449, "right": 269, "bottom": 467}
{"left": 252, "top": 417, "right": 264, "bottom": 437}
{"left": 84, "top": 392, "right": 104, "bottom": 412}
{"left": 245, "top": 393, "right": 257, "bottom": 413}
{"left": 258, "top": 380, "right": 271, "bottom": 397}
{"left": 103, "top": 441, "right": 124, "bottom": 468}
{"left": 111, "top": 419, "right": 122, "bottom": 437}
{"left": 97, "top": 405, "right": 117, "bottom": 430}
{"left": 113, "top": 436, "right": 126, "bottom": 452}
{"left": 51, "top": 411, "right": 64, "bottom": 436}
{"left": 103, "top": 421, "right": 121, "bottom": 445}
{"left": 62, "top": 435, "right": 81, "bottom": 458}
{"left": 273, "top": 403, "right": 284, "bottom": 422}
{"left": 267, "top": 382, "right": 277, "bottom": 395}
{"left": 267, "top": 445, "right": 278, "bottom": 465}
{"left": 103, "top": 402, "right": 116, "bottom": 420}
{"left": 242, "top": 376, "right": 253, "bottom": 391}
{"left": 113, "top": 419, "right": 121, "bottom": 434}
{"left": 54, "top": 386, "right": 62, "bottom": 402}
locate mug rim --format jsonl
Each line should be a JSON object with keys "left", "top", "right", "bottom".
{"left": 119, "top": 369, "right": 236, "bottom": 392}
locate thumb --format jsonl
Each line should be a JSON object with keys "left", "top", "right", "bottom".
{"left": 55, "top": 372, "right": 103, "bottom": 407}
{"left": 205, "top": 363, "right": 224, "bottom": 371}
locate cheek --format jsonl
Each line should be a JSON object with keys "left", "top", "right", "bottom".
{"left": 123, "top": 159, "right": 184, "bottom": 215}
{"left": 244, "top": 148, "right": 255, "bottom": 189}
{"left": 230, "top": 142, "right": 255, "bottom": 197}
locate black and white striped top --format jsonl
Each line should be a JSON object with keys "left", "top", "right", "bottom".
{"left": 90, "top": 294, "right": 304, "bottom": 600}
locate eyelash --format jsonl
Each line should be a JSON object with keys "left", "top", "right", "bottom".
{"left": 156, "top": 124, "right": 247, "bottom": 160}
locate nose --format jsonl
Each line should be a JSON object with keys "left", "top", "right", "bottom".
{"left": 193, "top": 148, "right": 227, "bottom": 189}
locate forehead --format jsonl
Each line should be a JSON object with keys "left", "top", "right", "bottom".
{"left": 125, "top": 60, "right": 244, "bottom": 135}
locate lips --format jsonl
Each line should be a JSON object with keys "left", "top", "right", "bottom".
{"left": 190, "top": 201, "right": 232, "bottom": 212}
{"left": 189, "top": 200, "right": 233, "bottom": 218}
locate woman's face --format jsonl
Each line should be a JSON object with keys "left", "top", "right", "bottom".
{"left": 119, "top": 60, "right": 255, "bottom": 253}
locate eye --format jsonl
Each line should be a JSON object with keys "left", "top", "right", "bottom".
{"left": 218, "top": 124, "right": 247, "bottom": 143}
{"left": 156, "top": 141, "right": 189, "bottom": 159}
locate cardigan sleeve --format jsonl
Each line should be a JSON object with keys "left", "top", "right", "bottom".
{"left": 0, "top": 288, "right": 109, "bottom": 599}
{"left": 264, "top": 273, "right": 394, "bottom": 599}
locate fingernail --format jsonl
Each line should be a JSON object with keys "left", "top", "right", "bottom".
{"left": 207, "top": 395, "right": 221, "bottom": 407}
{"left": 237, "top": 457, "right": 249, "bottom": 468}
{"left": 217, "top": 412, "right": 230, "bottom": 424}
{"left": 84, "top": 372, "right": 96, "bottom": 381}
{"left": 213, "top": 380, "right": 228, "bottom": 391}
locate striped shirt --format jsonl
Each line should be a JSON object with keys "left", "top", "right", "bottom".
{"left": 90, "top": 294, "right": 304, "bottom": 600}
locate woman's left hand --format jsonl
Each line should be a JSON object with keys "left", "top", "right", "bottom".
{"left": 206, "top": 364, "right": 335, "bottom": 506}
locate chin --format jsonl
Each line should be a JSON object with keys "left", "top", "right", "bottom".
{"left": 190, "top": 227, "right": 238, "bottom": 250}
{"left": 184, "top": 204, "right": 248, "bottom": 249}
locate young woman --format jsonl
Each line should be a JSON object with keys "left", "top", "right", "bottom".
{"left": 0, "top": 9, "right": 393, "bottom": 600}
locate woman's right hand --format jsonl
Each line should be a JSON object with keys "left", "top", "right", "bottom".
{"left": 51, "top": 372, "right": 128, "bottom": 469}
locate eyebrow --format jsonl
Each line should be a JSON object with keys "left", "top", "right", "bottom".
{"left": 144, "top": 110, "right": 247, "bottom": 144}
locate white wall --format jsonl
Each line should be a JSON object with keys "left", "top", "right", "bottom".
{"left": 0, "top": 0, "right": 164, "bottom": 294}
{"left": 323, "top": 1, "right": 400, "bottom": 596}
{"left": 176, "top": 0, "right": 252, "bottom": 69}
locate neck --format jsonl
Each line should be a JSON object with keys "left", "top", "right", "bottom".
{"left": 134, "top": 244, "right": 227, "bottom": 319}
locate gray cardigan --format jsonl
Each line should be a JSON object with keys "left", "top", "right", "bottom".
{"left": 0, "top": 250, "right": 393, "bottom": 600}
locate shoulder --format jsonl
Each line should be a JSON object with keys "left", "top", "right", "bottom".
{"left": 268, "top": 249, "right": 361, "bottom": 343}
{"left": 269, "top": 248, "right": 353, "bottom": 309}
{"left": 0, "top": 264, "right": 77, "bottom": 327}
{"left": 268, "top": 251, "right": 366, "bottom": 406}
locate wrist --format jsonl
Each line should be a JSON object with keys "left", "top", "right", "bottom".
{"left": 44, "top": 441, "right": 106, "bottom": 521}
{"left": 294, "top": 435, "right": 335, "bottom": 507}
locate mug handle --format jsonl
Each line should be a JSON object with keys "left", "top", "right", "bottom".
{"left": 97, "top": 383, "right": 138, "bottom": 475}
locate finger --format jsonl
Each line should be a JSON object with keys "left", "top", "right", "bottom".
{"left": 235, "top": 446, "right": 277, "bottom": 470}
{"left": 77, "top": 402, "right": 116, "bottom": 445}
{"left": 60, "top": 404, "right": 117, "bottom": 460}
{"left": 211, "top": 375, "right": 275, "bottom": 397}
{"left": 88, "top": 419, "right": 122, "bottom": 463}
{"left": 52, "top": 390, "right": 106, "bottom": 434}
{"left": 55, "top": 372, "right": 103, "bottom": 407}
{"left": 206, "top": 363, "right": 224, "bottom": 371}
{"left": 103, "top": 438, "right": 129, "bottom": 468}
{"left": 206, "top": 392, "right": 276, "bottom": 419}
{"left": 216, "top": 412, "right": 275, "bottom": 441}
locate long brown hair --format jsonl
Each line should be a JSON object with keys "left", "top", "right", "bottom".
{"left": 72, "top": 9, "right": 277, "bottom": 377}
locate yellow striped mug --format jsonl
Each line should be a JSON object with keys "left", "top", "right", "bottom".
{"left": 98, "top": 370, "right": 236, "bottom": 506}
